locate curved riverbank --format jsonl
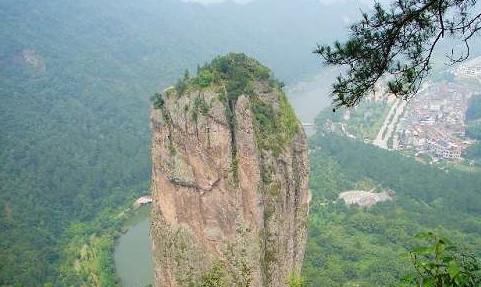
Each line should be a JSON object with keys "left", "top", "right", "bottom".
{"left": 114, "top": 207, "right": 153, "bottom": 287}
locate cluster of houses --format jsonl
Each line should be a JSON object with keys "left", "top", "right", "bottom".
{"left": 394, "top": 82, "right": 472, "bottom": 160}
{"left": 454, "top": 56, "right": 481, "bottom": 81}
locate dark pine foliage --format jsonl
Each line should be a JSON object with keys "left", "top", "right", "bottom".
{"left": 315, "top": 0, "right": 481, "bottom": 108}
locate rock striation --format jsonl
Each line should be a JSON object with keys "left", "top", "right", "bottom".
{"left": 150, "top": 54, "right": 309, "bottom": 287}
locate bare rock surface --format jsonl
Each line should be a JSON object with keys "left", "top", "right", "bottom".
{"left": 150, "top": 54, "right": 309, "bottom": 287}
{"left": 339, "top": 190, "right": 394, "bottom": 208}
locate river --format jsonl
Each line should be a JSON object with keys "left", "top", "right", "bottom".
{"left": 113, "top": 74, "right": 333, "bottom": 286}
{"left": 286, "top": 69, "right": 336, "bottom": 123}
{"left": 114, "top": 207, "right": 154, "bottom": 287}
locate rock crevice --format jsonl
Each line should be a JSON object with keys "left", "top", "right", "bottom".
{"left": 150, "top": 54, "right": 309, "bottom": 287}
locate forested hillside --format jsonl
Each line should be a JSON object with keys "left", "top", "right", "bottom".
{"left": 0, "top": 0, "right": 363, "bottom": 285}
{"left": 303, "top": 132, "right": 481, "bottom": 286}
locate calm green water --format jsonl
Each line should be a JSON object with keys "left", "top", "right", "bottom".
{"left": 114, "top": 208, "right": 153, "bottom": 287}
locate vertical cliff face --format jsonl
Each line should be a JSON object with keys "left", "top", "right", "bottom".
{"left": 150, "top": 54, "right": 309, "bottom": 287}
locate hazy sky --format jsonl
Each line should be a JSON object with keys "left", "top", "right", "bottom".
{"left": 182, "top": 0, "right": 252, "bottom": 4}
{"left": 182, "top": 0, "right": 384, "bottom": 5}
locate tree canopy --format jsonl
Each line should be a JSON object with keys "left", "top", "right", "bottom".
{"left": 315, "top": 0, "right": 481, "bottom": 108}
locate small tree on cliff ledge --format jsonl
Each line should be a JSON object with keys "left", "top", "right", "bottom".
{"left": 315, "top": 0, "right": 481, "bottom": 109}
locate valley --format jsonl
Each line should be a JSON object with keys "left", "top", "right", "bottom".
{"left": 113, "top": 62, "right": 481, "bottom": 287}
{"left": 0, "top": 0, "right": 359, "bottom": 285}
{"left": 2, "top": 0, "right": 481, "bottom": 286}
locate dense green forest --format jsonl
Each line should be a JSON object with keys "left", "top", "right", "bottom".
{"left": 303, "top": 131, "right": 481, "bottom": 286}
{"left": 0, "top": 0, "right": 363, "bottom": 285}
